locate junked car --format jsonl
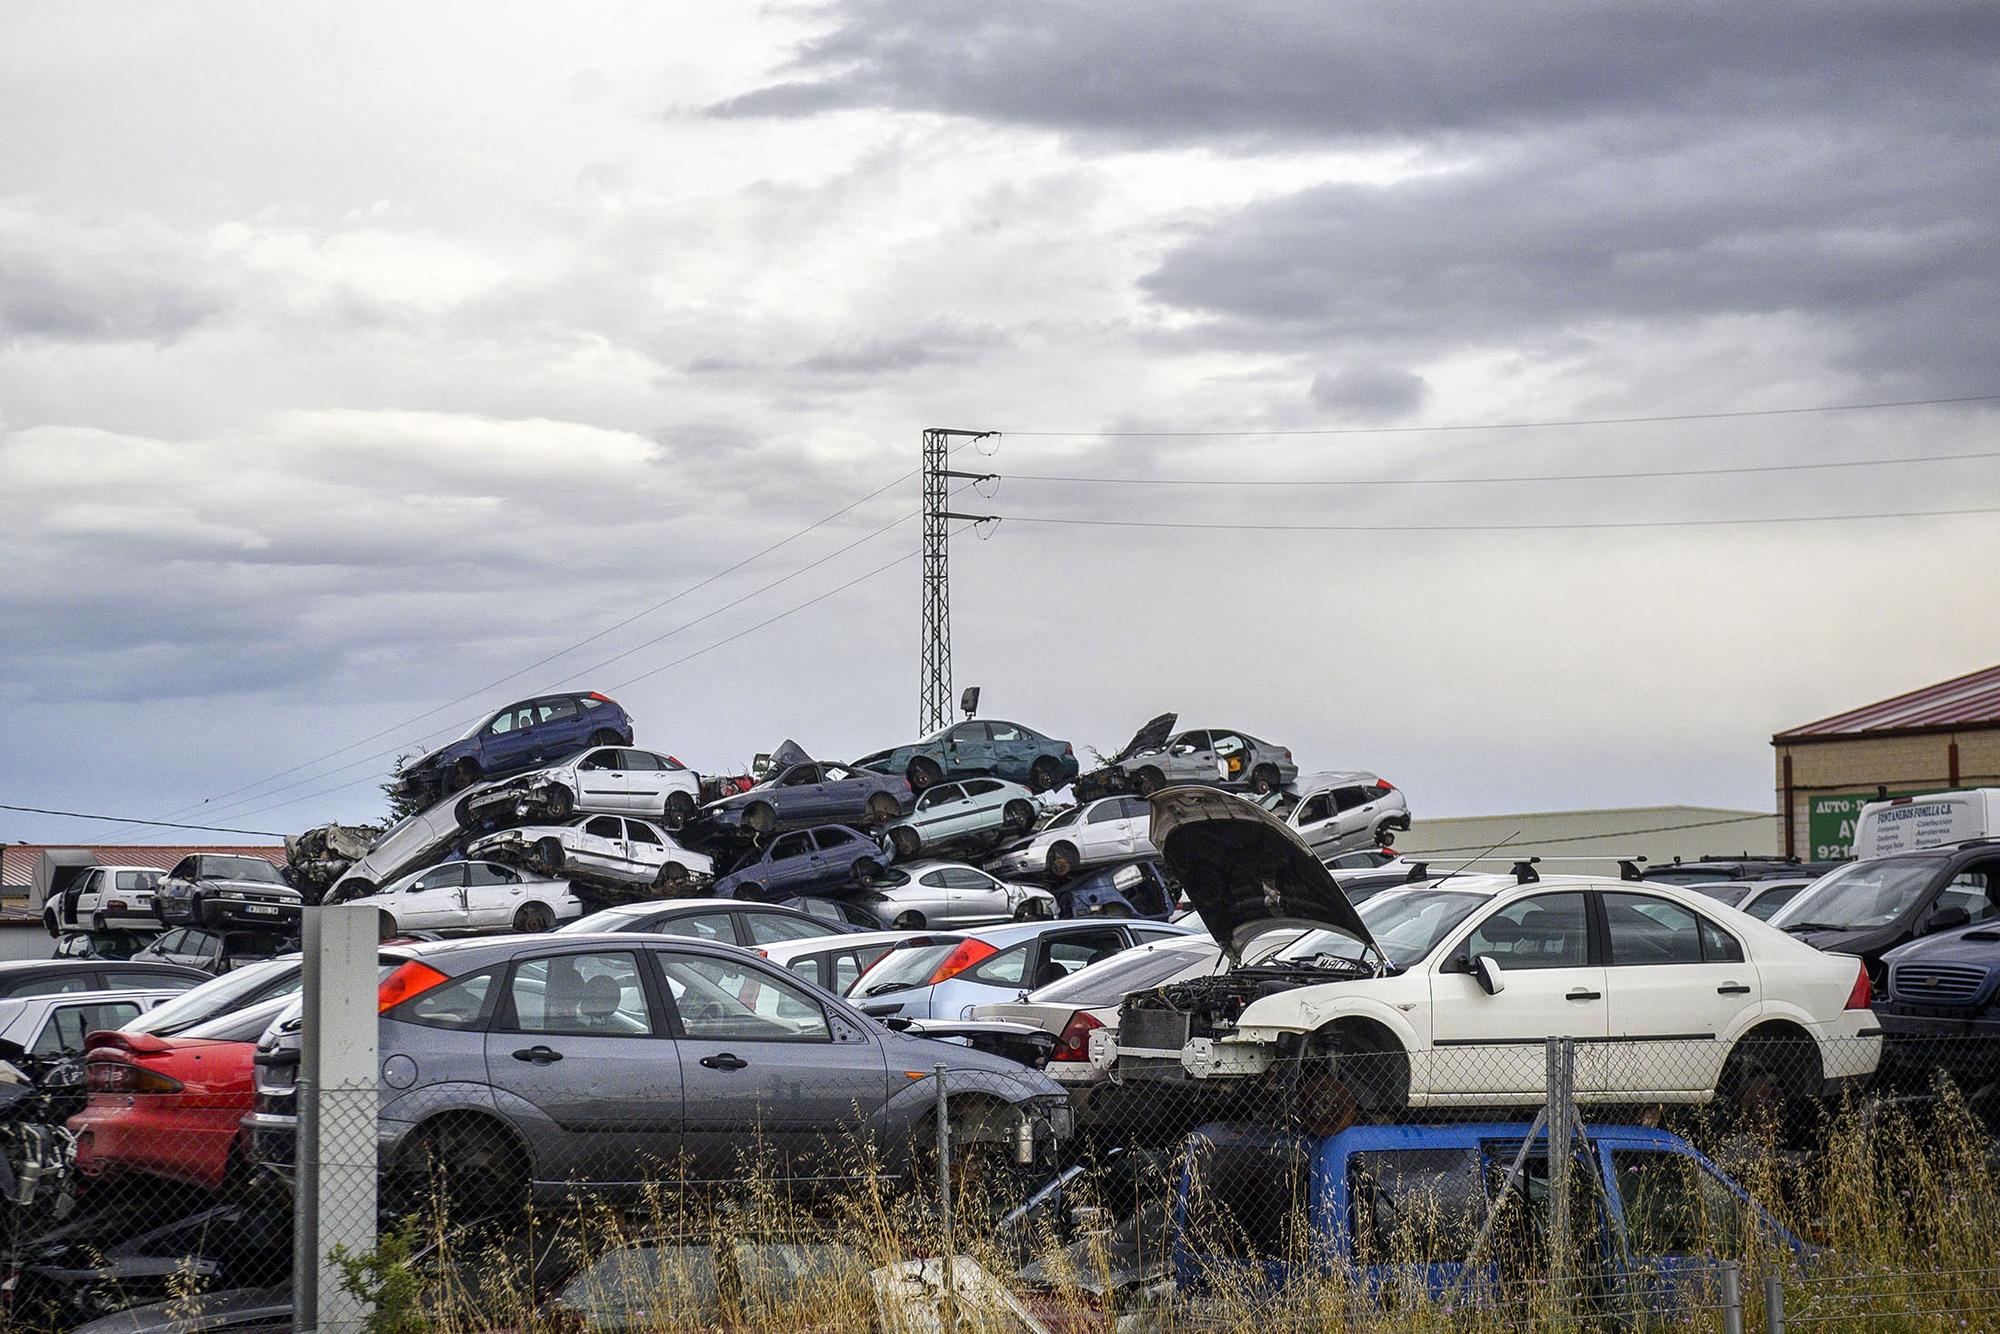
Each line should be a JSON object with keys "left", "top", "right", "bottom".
{"left": 44, "top": 866, "right": 163, "bottom": 934}
{"left": 246, "top": 934, "right": 1076, "bottom": 1198}
{"left": 1769, "top": 838, "right": 2000, "bottom": 980}
{"left": 1273, "top": 773, "right": 1411, "bottom": 857}
{"left": 1102, "top": 787, "right": 1880, "bottom": 1123}
{"left": 839, "top": 860, "right": 1057, "bottom": 930}
{"left": 554, "top": 897, "right": 858, "bottom": 948}
{"left": 1110, "top": 728, "right": 1296, "bottom": 797}
{"left": 759, "top": 929, "right": 932, "bottom": 996}
{"left": 856, "top": 720, "right": 1079, "bottom": 795}
{"left": 154, "top": 855, "right": 301, "bottom": 931}
{"left": 884, "top": 778, "right": 1039, "bottom": 860}
{"left": 460, "top": 746, "right": 702, "bottom": 832}
{"left": 1051, "top": 858, "right": 1176, "bottom": 920}
{"left": 468, "top": 814, "right": 714, "bottom": 893}
{"left": 326, "top": 790, "right": 474, "bottom": 901}
{"left": 702, "top": 743, "right": 912, "bottom": 837}
{"left": 1682, "top": 878, "right": 1814, "bottom": 923}
{"left": 850, "top": 918, "right": 1196, "bottom": 1020}
{"left": 369, "top": 859, "right": 582, "bottom": 937}
{"left": 990, "top": 796, "right": 1156, "bottom": 882}
{"left": 395, "top": 691, "right": 635, "bottom": 802}
{"left": 711, "top": 825, "right": 888, "bottom": 900}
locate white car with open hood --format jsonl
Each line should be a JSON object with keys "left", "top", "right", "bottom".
{"left": 1100, "top": 787, "right": 1882, "bottom": 1118}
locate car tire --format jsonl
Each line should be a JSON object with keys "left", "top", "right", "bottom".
{"left": 894, "top": 911, "right": 925, "bottom": 929}
{"left": 653, "top": 862, "right": 690, "bottom": 892}
{"left": 448, "top": 759, "right": 482, "bottom": 794}
{"left": 90, "top": 912, "right": 108, "bottom": 933}
{"left": 1004, "top": 799, "right": 1036, "bottom": 834}
{"left": 907, "top": 758, "right": 943, "bottom": 793}
{"left": 890, "top": 827, "right": 922, "bottom": 860}
{"left": 513, "top": 902, "right": 554, "bottom": 933}
{"left": 1029, "top": 757, "right": 1063, "bottom": 794}
{"left": 1372, "top": 821, "right": 1399, "bottom": 847}
{"left": 852, "top": 857, "right": 882, "bottom": 885}
{"left": 1014, "top": 898, "right": 1054, "bottom": 921}
{"left": 42, "top": 909, "right": 58, "bottom": 938}
{"left": 537, "top": 839, "right": 565, "bottom": 876}
{"left": 664, "top": 792, "right": 697, "bottom": 831}
{"left": 1135, "top": 767, "right": 1166, "bottom": 798}
{"left": 544, "top": 785, "right": 574, "bottom": 819}
{"left": 1298, "top": 1025, "right": 1408, "bottom": 1135}
{"left": 1046, "top": 843, "right": 1080, "bottom": 881}
{"left": 735, "top": 881, "right": 767, "bottom": 902}
{"left": 1252, "top": 765, "right": 1281, "bottom": 796}
{"left": 863, "top": 793, "right": 900, "bottom": 827}
{"left": 400, "top": 1117, "right": 528, "bottom": 1215}
{"left": 745, "top": 803, "right": 778, "bottom": 836}
{"left": 1720, "top": 1030, "right": 1821, "bottom": 1135}
{"left": 378, "top": 910, "right": 399, "bottom": 941}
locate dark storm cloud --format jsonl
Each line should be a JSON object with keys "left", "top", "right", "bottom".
{"left": 1309, "top": 365, "right": 1428, "bottom": 419}
{"left": 714, "top": 2, "right": 2000, "bottom": 149}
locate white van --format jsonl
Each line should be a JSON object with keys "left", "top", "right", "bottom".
{"left": 1853, "top": 788, "right": 2000, "bottom": 859}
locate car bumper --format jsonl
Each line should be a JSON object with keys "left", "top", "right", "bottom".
{"left": 201, "top": 895, "right": 302, "bottom": 927}
{"left": 71, "top": 1099, "right": 247, "bottom": 1192}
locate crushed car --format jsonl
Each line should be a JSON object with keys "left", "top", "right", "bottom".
{"left": 1108, "top": 727, "right": 1297, "bottom": 797}
{"left": 1261, "top": 772, "right": 1411, "bottom": 857}
{"left": 700, "top": 742, "right": 912, "bottom": 837}
{"left": 281, "top": 822, "right": 381, "bottom": 901}
{"left": 990, "top": 796, "right": 1157, "bottom": 882}
{"left": 711, "top": 825, "right": 889, "bottom": 900}
{"left": 457, "top": 744, "right": 702, "bottom": 833}
{"left": 153, "top": 855, "right": 301, "bottom": 932}
{"left": 838, "top": 861, "right": 1057, "bottom": 931}
{"left": 367, "top": 859, "right": 582, "bottom": 936}
{"left": 43, "top": 866, "right": 164, "bottom": 935}
{"left": 467, "top": 813, "right": 714, "bottom": 896}
{"left": 394, "top": 691, "right": 635, "bottom": 803}
{"left": 856, "top": 719, "right": 1079, "bottom": 795}
{"left": 884, "top": 778, "right": 1039, "bottom": 861}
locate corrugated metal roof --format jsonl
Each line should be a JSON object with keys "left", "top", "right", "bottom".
{"left": 1776, "top": 663, "right": 2000, "bottom": 740}
{"left": 1, "top": 844, "right": 285, "bottom": 890}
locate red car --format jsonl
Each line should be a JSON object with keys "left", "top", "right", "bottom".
{"left": 68, "top": 998, "right": 287, "bottom": 1192}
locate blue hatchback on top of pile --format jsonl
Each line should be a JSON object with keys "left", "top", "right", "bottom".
{"left": 395, "top": 693, "right": 636, "bottom": 803}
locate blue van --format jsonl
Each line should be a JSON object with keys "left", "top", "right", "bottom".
{"left": 1173, "top": 1121, "right": 1805, "bottom": 1302}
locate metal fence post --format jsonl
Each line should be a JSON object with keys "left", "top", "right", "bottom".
{"left": 934, "top": 1062, "right": 955, "bottom": 1334}
{"left": 1720, "top": 1260, "right": 1743, "bottom": 1334}
{"left": 1545, "top": 1036, "right": 1575, "bottom": 1297}
{"left": 1765, "top": 1273, "right": 1786, "bottom": 1334}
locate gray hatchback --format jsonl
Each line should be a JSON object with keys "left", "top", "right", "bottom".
{"left": 247, "top": 933, "right": 1071, "bottom": 1200}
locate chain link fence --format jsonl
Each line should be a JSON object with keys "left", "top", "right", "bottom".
{"left": 4, "top": 1031, "right": 2000, "bottom": 1329}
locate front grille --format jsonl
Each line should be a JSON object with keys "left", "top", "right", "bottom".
{"left": 1889, "top": 963, "right": 1990, "bottom": 1007}
{"left": 1122, "top": 1007, "right": 1192, "bottom": 1053}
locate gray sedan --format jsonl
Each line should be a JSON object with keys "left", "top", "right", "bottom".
{"left": 840, "top": 860, "right": 1057, "bottom": 930}
{"left": 1110, "top": 728, "right": 1297, "bottom": 796}
{"left": 247, "top": 934, "right": 1072, "bottom": 1198}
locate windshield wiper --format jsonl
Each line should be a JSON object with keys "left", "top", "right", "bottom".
{"left": 1781, "top": 922, "right": 1850, "bottom": 933}
{"left": 862, "top": 981, "right": 913, "bottom": 997}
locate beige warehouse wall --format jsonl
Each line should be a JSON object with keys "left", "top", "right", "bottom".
{"left": 1398, "top": 806, "right": 1777, "bottom": 867}
{"left": 1773, "top": 728, "right": 2000, "bottom": 858}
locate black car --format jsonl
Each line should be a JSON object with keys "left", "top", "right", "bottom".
{"left": 1769, "top": 838, "right": 2000, "bottom": 980}
{"left": 0, "top": 958, "right": 208, "bottom": 999}
{"left": 132, "top": 927, "right": 295, "bottom": 976}
{"left": 154, "top": 854, "right": 302, "bottom": 930}
{"left": 552, "top": 898, "right": 857, "bottom": 949}
{"left": 1643, "top": 855, "right": 1840, "bottom": 885}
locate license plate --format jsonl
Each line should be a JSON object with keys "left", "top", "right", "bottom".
{"left": 245, "top": 904, "right": 279, "bottom": 915}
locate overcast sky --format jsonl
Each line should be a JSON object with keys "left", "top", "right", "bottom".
{"left": 4, "top": 2, "right": 1998, "bottom": 845}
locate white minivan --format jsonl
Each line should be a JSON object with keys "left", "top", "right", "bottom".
{"left": 1854, "top": 788, "right": 2000, "bottom": 859}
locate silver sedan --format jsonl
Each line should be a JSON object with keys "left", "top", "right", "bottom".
{"left": 841, "top": 860, "right": 1056, "bottom": 930}
{"left": 1111, "top": 728, "right": 1297, "bottom": 796}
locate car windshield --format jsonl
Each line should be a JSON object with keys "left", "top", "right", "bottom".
{"left": 178, "top": 993, "right": 299, "bottom": 1043}
{"left": 205, "top": 857, "right": 283, "bottom": 884}
{"left": 123, "top": 958, "right": 297, "bottom": 1036}
{"left": 1770, "top": 858, "right": 1943, "bottom": 931}
{"left": 1030, "top": 941, "right": 1216, "bottom": 1004}
{"left": 853, "top": 938, "right": 968, "bottom": 996}
{"left": 1273, "top": 889, "right": 1490, "bottom": 970}
{"left": 555, "top": 906, "right": 649, "bottom": 934}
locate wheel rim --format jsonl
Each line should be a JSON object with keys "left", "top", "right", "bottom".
{"left": 659, "top": 863, "right": 689, "bottom": 888}
{"left": 539, "top": 841, "right": 564, "bottom": 874}
{"left": 1050, "top": 848, "right": 1074, "bottom": 878}
{"left": 546, "top": 786, "right": 572, "bottom": 817}
{"left": 747, "top": 805, "right": 775, "bottom": 834}
{"left": 893, "top": 830, "right": 919, "bottom": 858}
{"left": 909, "top": 761, "right": 940, "bottom": 791}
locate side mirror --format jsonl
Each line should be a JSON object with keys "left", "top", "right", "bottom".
{"left": 1926, "top": 905, "right": 1973, "bottom": 934}
{"left": 1474, "top": 955, "right": 1506, "bottom": 996}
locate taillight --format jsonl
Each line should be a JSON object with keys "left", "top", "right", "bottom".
{"left": 86, "top": 1060, "right": 182, "bottom": 1095}
{"left": 1375, "top": 778, "right": 1395, "bottom": 791}
{"left": 928, "top": 940, "right": 998, "bottom": 984}
{"left": 106, "top": 899, "right": 128, "bottom": 912}
{"left": 588, "top": 691, "right": 612, "bottom": 703}
{"left": 1063, "top": 742, "right": 1073, "bottom": 757}
{"left": 378, "top": 960, "right": 452, "bottom": 1012}
{"left": 1844, "top": 963, "right": 1872, "bottom": 1011}
{"left": 1051, "top": 1010, "right": 1103, "bottom": 1061}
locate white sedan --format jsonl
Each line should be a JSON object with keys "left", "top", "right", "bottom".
{"left": 468, "top": 814, "right": 714, "bottom": 890}
{"left": 989, "top": 795, "right": 1156, "bottom": 881}
{"left": 369, "top": 859, "right": 582, "bottom": 936}
{"left": 1105, "top": 787, "right": 1880, "bottom": 1117}
{"left": 458, "top": 745, "right": 703, "bottom": 831}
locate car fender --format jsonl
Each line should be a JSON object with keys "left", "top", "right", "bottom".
{"left": 1229, "top": 986, "right": 1424, "bottom": 1053}
{"left": 1726, "top": 998, "right": 1837, "bottom": 1046}
{"left": 384, "top": 1083, "right": 536, "bottom": 1171}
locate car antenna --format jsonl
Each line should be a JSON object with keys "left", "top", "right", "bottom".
{"left": 1427, "top": 830, "right": 1524, "bottom": 889}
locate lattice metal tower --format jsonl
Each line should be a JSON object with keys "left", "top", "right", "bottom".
{"left": 919, "top": 429, "right": 997, "bottom": 734}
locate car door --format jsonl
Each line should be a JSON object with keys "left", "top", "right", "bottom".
{"left": 33, "top": 998, "right": 150, "bottom": 1060}
{"left": 942, "top": 865, "right": 1013, "bottom": 924}
{"left": 572, "top": 749, "right": 630, "bottom": 812}
{"left": 572, "top": 815, "right": 630, "bottom": 876}
{"left": 810, "top": 827, "right": 866, "bottom": 882}
{"left": 396, "top": 863, "right": 469, "bottom": 929}
{"left": 483, "top": 948, "right": 683, "bottom": 1183}
{"left": 623, "top": 819, "right": 673, "bottom": 879}
{"left": 621, "top": 750, "right": 672, "bottom": 817}
{"left": 911, "top": 783, "right": 963, "bottom": 843}
{"left": 533, "top": 696, "right": 587, "bottom": 760}
{"left": 62, "top": 870, "right": 98, "bottom": 929}
{"left": 985, "top": 721, "right": 1034, "bottom": 779}
{"left": 652, "top": 947, "right": 889, "bottom": 1181}
{"left": 1209, "top": 732, "right": 1251, "bottom": 785}
{"left": 943, "top": 722, "right": 992, "bottom": 775}
{"left": 762, "top": 832, "right": 817, "bottom": 892}
{"left": 1427, "top": 891, "right": 1609, "bottom": 1099}
{"left": 1292, "top": 792, "right": 1339, "bottom": 854}
{"left": 1076, "top": 800, "right": 1128, "bottom": 862}
{"left": 1599, "top": 892, "right": 1759, "bottom": 1094}
{"left": 465, "top": 861, "right": 529, "bottom": 927}
{"left": 480, "top": 703, "right": 539, "bottom": 771}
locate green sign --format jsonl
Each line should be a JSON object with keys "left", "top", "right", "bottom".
{"left": 1807, "top": 790, "right": 1928, "bottom": 861}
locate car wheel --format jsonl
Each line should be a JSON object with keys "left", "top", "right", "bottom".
{"left": 448, "top": 759, "right": 482, "bottom": 794}
{"left": 537, "top": 839, "right": 565, "bottom": 876}
{"left": 1297, "top": 1025, "right": 1408, "bottom": 1135}
{"left": 1004, "top": 799, "right": 1036, "bottom": 834}
{"left": 907, "top": 758, "right": 943, "bottom": 793}
{"left": 1135, "top": 767, "right": 1166, "bottom": 797}
{"left": 544, "top": 784, "right": 574, "bottom": 819}
{"left": 653, "top": 862, "right": 691, "bottom": 892}
{"left": 400, "top": 1117, "right": 528, "bottom": 1216}
{"left": 664, "top": 792, "right": 697, "bottom": 831}
{"left": 744, "top": 803, "right": 778, "bottom": 836}
{"left": 1372, "top": 821, "right": 1399, "bottom": 848}
{"left": 90, "top": 912, "right": 107, "bottom": 933}
{"left": 1252, "top": 765, "right": 1281, "bottom": 796}
{"left": 852, "top": 857, "right": 882, "bottom": 885}
{"left": 1720, "top": 1031, "right": 1820, "bottom": 1135}
{"left": 378, "top": 910, "right": 399, "bottom": 941}
{"left": 734, "top": 881, "right": 767, "bottom": 902}
{"left": 1014, "top": 898, "right": 1054, "bottom": 921}
{"left": 863, "top": 793, "right": 900, "bottom": 827}
{"left": 41, "top": 910, "right": 57, "bottom": 938}
{"left": 1046, "top": 843, "right": 1079, "bottom": 881}
{"left": 1028, "top": 757, "right": 1062, "bottom": 795}
{"left": 513, "top": 902, "right": 554, "bottom": 933}
{"left": 894, "top": 911, "right": 925, "bottom": 930}
{"left": 890, "top": 827, "right": 922, "bottom": 860}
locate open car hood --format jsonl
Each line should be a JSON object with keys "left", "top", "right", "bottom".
{"left": 1151, "top": 786, "right": 1381, "bottom": 963}
{"left": 768, "top": 738, "right": 812, "bottom": 769}
{"left": 1109, "top": 713, "right": 1177, "bottom": 764}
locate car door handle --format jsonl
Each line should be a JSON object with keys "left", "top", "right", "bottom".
{"left": 1565, "top": 989, "right": 1602, "bottom": 1001}
{"left": 512, "top": 1046, "right": 563, "bottom": 1064}
{"left": 1716, "top": 983, "right": 1752, "bottom": 995}
{"left": 700, "top": 1052, "right": 748, "bottom": 1071}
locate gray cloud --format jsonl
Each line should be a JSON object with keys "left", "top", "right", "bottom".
{"left": 1309, "top": 365, "right": 1428, "bottom": 419}
{"left": 0, "top": 212, "right": 227, "bottom": 343}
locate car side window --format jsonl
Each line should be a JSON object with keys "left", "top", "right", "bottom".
{"left": 467, "top": 862, "right": 516, "bottom": 886}
{"left": 487, "top": 709, "right": 517, "bottom": 736}
{"left": 1349, "top": 1147, "right": 1484, "bottom": 1260}
{"left": 153, "top": 929, "right": 185, "bottom": 954}
{"left": 623, "top": 751, "right": 664, "bottom": 772}
{"left": 656, "top": 954, "right": 831, "bottom": 1042}
{"left": 742, "top": 913, "right": 826, "bottom": 945}
{"left": 650, "top": 912, "right": 733, "bottom": 942}
{"left": 1333, "top": 787, "right": 1375, "bottom": 813}
{"left": 964, "top": 944, "right": 1030, "bottom": 986}
{"left": 928, "top": 783, "right": 964, "bottom": 805}
{"left": 813, "top": 828, "right": 854, "bottom": 851}
{"left": 1611, "top": 1150, "right": 1742, "bottom": 1258}
{"left": 626, "top": 821, "right": 663, "bottom": 848}
{"left": 167, "top": 858, "right": 195, "bottom": 880}
{"left": 940, "top": 867, "right": 995, "bottom": 891}
{"left": 919, "top": 871, "right": 949, "bottom": 889}
{"left": 1462, "top": 893, "right": 1590, "bottom": 971}
{"left": 1602, "top": 894, "right": 1704, "bottom": 966}
{"left": 1041, "top": 931, "right": 1126, "bottom": 980}
{"left": 964, "top": 779, "right": 1002, "bottom": 797}
{"left": 1296, "top": 795, "right": 1333, "bottom": 824}
{"left": 1086, "top": 802, "right": 1122, "bottom": 824}
{"left": 786, "top": 956, "right": 824, "bottom": 986}
{"left": 989, "top": 722, "right": 1025, "bottom": 742}
{"left": 396, "top": 967, "right": 499, "bottom": 1030}
{"left": 577, "top": 749, "right": 615, "bottom": 770}
{"left": 1745, "top": 886, "right": 1801, "bottom": 921}
{"left": 769, "top": 833, "right": 812, "bottom": 861}
{"left": 412, "top": 866, "right": 462, "bottom": 893}
{"left": 36, "top": 1002, "right": 142, "bottom": 1056}
{"left": 107, "top": 971, "right": 173, "bottom": 989}
{"left": 830, "top": 949, "right": 872, "bottom": 994}
{"left": 1697, "top": 915, "right": 1745, "bottom": 963}
{"left": 506, "top": 953, "right": 653, "bottom": 1036}
{"left": 583, "top": 816, "right": 623, "bottom": 839}
{"left": 538, "top": 697, "right": 579, "bottom": 723}
{"left": 1937, "top": 867, "right": 1997, "bottom": 924}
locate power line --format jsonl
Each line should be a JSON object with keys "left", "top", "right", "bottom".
{"left": 0, "top": 804, "right": 286, "bottom": 839}
{"left": 993, "top": 505, "right": 2000, "bottom": 534}
{"left": 998, "top": 392, "right": 2000, "bottom": 437}
{"left": 1001, "top": 448, "right": 2000, "bottom": 488}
